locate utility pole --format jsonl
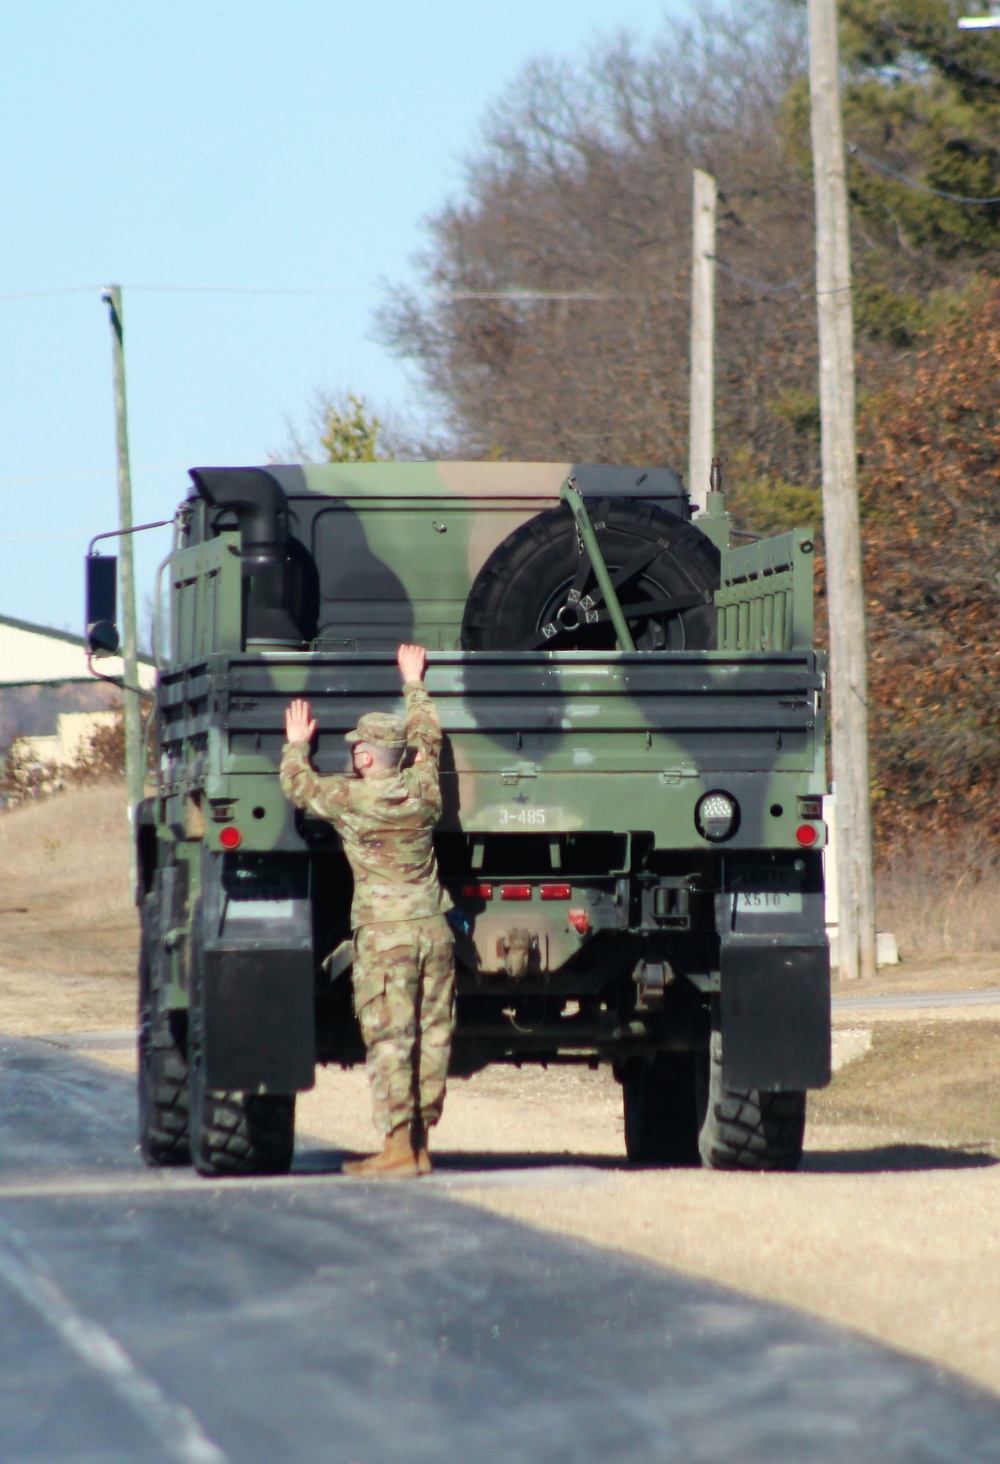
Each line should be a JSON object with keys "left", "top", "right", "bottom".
{"left": 688, "top": 169, "right": 717, "bottom": 511}
{"left": 807, "top": 0, "right": 877, "bottom": 982}
{"left": 101, "top": 285, "right": 143, "bottom": 889}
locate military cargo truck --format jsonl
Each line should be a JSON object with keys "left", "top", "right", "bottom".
{"left": 87, "top": 461, "right": 830, "bottom": 1177}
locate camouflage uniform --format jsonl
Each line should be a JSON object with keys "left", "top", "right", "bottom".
{"left": 279, "top": 682, "right": 455, "bottom": 1136}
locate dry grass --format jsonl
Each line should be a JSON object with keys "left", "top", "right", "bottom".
{"left": 812, "top": 1019, "right": 1000, "bottom": 1152}
{"left": 877, "top": 839, "right": 1000, "bottom": 955}
{"left": 0, "top": 779, "right": 136, "bottom": 980}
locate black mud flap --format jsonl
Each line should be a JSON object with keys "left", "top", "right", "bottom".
{"left": 720, "top": 940, "right": 831, "bottom": 1091}
{"left": 202, "top": 948, "right": 315, "bottom": 1093}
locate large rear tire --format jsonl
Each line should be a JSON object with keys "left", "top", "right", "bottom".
{"left": 138, "top": 892, "right": 191, "bottom": 1167}
{"left": 698, "top": 1032, "right": 805, "bottom": 1172}
{"left": 187, "top": 903, "right": 296, "bottom": 1178}
{"left": 189, "top": 1080, "right": 297, "bottom": 1178}
{"left": 462, "top": 499, "right": 720, "bottom": 652}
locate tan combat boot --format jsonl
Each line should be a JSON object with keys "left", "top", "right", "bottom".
{"left": 342, "top": 1124, "right": 419, "bottom": 1178}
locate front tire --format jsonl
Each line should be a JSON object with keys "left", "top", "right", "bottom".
{"left": 138, "top": 892, "right": 191, "bottom": 1167}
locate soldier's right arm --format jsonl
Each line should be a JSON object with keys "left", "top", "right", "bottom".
{"left": 279, "top": 742, "right": 352, "bottom": 820}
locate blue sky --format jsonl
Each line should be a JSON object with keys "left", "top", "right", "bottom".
{"left": 1, "top": 1, "right": 685, "bottom": 636}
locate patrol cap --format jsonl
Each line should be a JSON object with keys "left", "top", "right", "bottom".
{"left": 345, "top": 712, "right": 408, "bottom": 750}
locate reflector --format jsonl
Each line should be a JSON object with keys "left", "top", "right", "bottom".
{"left": 540, "top": 884, "right": 572, "bottom": 900}
{"left": 795, "top": 824, "right": 819, "bottom": 847}
{"left": 219, "top": 825, "right": 242, "bottom": 850}
{"left": 500, "top": 884, "right": 532, "bottom": 900}
{"left": 461, "top": 883, "right": 493, "bottom": 900}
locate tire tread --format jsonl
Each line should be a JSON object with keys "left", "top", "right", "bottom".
{"left": 698, "top": 1033, "right": 805, "bottom": 1172}
{"left": 192, "top": 1091, "right": 296, "bottom": 1177}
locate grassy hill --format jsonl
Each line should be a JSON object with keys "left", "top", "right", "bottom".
{"left": 0, "top": 779, "right": 136, "bottom": 1033}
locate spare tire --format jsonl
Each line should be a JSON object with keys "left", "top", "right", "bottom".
{"left": 462, "top": 498, "right": 720, "bottom": 651}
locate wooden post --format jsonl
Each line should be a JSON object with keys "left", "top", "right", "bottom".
{"left": 807, "top": 0, "right": 877, "bottom": 981}
{"left": 102, "top": 285, "right": 143, "bottom": 895}
{"left": 688, "top": 169, "right": 717, "bottom": 512}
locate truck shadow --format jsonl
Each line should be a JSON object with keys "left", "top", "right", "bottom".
{"left": 295, "top": 1142, "right": 997, "bottom": 1177}
{"left": 418, "top": 1145, "right": 998, "bottom": 1175}
{"left": 802, "top": 1144, "right": 998, "bottom": 1173}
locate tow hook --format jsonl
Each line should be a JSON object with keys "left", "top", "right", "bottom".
{"left": 497, "top": 929, "right": 539, "bottom": 978}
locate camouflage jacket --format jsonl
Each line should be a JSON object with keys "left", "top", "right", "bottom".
{"left": 279, "top": 682, "right": 453, "bottom": 928}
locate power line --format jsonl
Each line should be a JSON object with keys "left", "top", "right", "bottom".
{"left": 7, "top": 145, "right": 1000, "bottom": 316}
{"left": 848, "top": 142, "right": 1000, "bottom": 205}
{"left": 129, "top": 285, "right": 630, "bottom": 302}
{"left": 0, "top": 286, "right": 101, "bottom": 301}
{"left": 709, "top": 257, "right": 812, "bottom": 293}
{"left": 0, "top": 283, "right": 631, "bottom": 304}
{"left": 129, "top": 284, "right": 377, "bottom": 298}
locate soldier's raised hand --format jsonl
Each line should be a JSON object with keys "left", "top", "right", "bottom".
{"left": 397, "top": 643, "right": 428, "bottom": 684}
{"left": 285, "top": 698, "right": 318, "bottom": 744}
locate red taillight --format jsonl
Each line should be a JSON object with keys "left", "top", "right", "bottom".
{"left": 219, "top": 825, "right": 242, "bottom": 850}
{"left": 540, "top": 884, "right": 572, "bottom": 900}
{"left": 795, "top": 823, "right": 819, "bottom": 847}
{"left": 568, "top": 909, "right": 591, "bottom": 935}
{"left": 500, "top": 884, "right": 532, "bottom": 901}
{"left": 462, "top": 883, "right": 493, "bottom": 900}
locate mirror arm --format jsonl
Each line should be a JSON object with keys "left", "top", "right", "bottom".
{"left": 85, "top": 651, "right": 152, "bottom": 699}
{"left": 87, "top": 518, "right": 173, "bottom": 558}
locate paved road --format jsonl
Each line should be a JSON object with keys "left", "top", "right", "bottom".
{"left": 2, "top": 1036, "right": 1000, "bottom": 1463}
{"left": 832, "top": 988, "right": 1000, "bottom": 1012}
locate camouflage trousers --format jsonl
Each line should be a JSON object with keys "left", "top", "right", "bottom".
{"left": 352, "top": 915, "right": 456, "bottom": 1137}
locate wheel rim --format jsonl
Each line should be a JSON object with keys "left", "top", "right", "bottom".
{"left": 532, "top": 568, "right": 687, "bottom": 651}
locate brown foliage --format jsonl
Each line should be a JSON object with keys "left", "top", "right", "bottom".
{"left": 0, "top": 712, "right": 133, "bottom": 811}
{"left": 68, "top": 715, "right": 127, "bottom": 782}
{"left": 860, "top": 277, "right": 1000, "bottom": 850}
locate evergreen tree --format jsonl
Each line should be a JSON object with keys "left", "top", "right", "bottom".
{"left": 783, "top": 0, "right": 1000, "bottom": 344}
{"left": 319, "top": 393, "right": 394, "bottom": 463}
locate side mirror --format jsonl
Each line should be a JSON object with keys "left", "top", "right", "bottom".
{"left": 85, "top": 554, "right": 120, "bottom": 656}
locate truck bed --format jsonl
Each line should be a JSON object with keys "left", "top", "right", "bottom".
{"left": 156, "top": 649, "right": 826, "bottom": 852}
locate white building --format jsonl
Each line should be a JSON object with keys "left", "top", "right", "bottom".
{"left": 0, "top": 614, "right": 155, "bottom": 764}
{"left": 0, "top": 613, "right": 155, "bottom": 691}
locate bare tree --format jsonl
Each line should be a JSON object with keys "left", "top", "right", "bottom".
{"left": 378, "top": 2, "right": 820, "bottom": 478}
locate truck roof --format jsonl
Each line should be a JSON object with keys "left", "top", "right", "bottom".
{"left": 250, "top": 461, "right": 688, "bottom": 504}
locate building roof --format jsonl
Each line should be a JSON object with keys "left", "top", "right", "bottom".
{"left": 0, "top": 613, "right": 155, "bottom": 688}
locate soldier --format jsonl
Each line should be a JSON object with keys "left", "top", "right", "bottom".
{"left": 280, "top": 644, "right": 455, "bottom": 1178}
